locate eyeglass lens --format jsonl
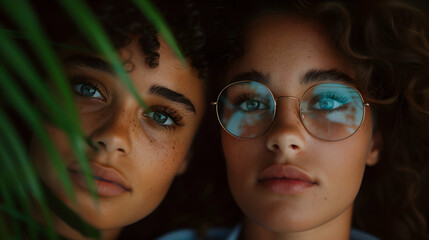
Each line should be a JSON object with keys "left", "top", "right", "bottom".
{"left": 216, "top": 81, "right": 365, "bottom": 141}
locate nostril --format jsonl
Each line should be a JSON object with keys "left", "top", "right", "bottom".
{"left": 117, "top": 148, "right": 126, "bottom": 153}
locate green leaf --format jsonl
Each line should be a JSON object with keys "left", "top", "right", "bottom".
{"left": 0, "top": 157, "right": 24, "bottom": 239}
{"left": 0, "top": 213, "right": 9, "bottom": 239}
{"left": 0, "top": 0, "right": 78, "bottom": 119}
{"left": 0, "top": 0, "right": 95, "bottom": 204}
{"left": 0, "top": 64, "right": 100, "bottom": 239}
{"left": 0, "top": 110, "right": 58, "bottom": 240}
{"left": 0, "top": 64, "right": 76, "bottom": 202}
{"left": 0, "top": 30, "right": 69, "bottom": 134}
{"left": 43, "top": 184, "right": 101, "bottom": 239}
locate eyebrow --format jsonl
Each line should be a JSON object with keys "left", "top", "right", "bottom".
{"left": 64, "top": 54, "right": 114, "bottom": 74}
{"left": 230, "top": 70, "right": 270, "bottom": 84}
{"left": 149, "top": 85, "right": 196, "bottom": 113}
{"left": 301, "top": 69, "right": 353, "bottom": 85}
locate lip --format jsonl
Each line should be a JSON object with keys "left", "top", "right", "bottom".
{"left": 67, "top": 163, "right": 131, "bottom": 197}
{"left": 258, "top": 165, "right": 317, "bottom": 194}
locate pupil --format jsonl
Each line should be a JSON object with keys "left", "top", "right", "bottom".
{"left": 153, "top": 112, "right": 167, "bottom": 123}
{"left": 247, "top": 100, "right": 259, "bottom": 110}
{"left": 81, "top": 84, "right": 96, "bottom": 96}
{"left": 319, "top": 99, "right": 334, "bottom": 109}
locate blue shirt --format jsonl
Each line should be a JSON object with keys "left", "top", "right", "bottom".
{"left": 155, "top": 224, "right": 380, "bottom": 240}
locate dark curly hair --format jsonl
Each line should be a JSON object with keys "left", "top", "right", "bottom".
{"left": 203, "top": 0, "right": 429, "bottom": 239}
{"left": 91, "top": 0, "right": 212, "bottom": 80}
{"left": 31, "top": 0, "right": 216, "bottom": 81}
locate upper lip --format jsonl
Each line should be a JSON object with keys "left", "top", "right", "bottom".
{"left": 258, "top": 164, "right": 317, "bottom": 184}
{"left": 68, "top": 162, "right": 131, "bottom": 191}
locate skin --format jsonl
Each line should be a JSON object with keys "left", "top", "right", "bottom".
{"left": 29, "top": 37, "right": 205, "bottom": 239}
{"left": 221, "top": 14, "right": 381, "bottom": 240}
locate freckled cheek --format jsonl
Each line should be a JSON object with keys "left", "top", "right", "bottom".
{"left": 161, "top": 141, "right": 186, "bottom": 172}
{"left": 138, "top": 138, "right": 189, "bottom": 173}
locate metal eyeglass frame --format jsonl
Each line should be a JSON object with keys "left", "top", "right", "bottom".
{"left": 211, "top": 80, "right": 370, "bottom": 142}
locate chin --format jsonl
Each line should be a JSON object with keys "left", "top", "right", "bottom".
{"left": 55, "top": 190, "right": 140, "bottom": 230}
{"left": 76, "top": 206, "right": 138, "bottom": 230}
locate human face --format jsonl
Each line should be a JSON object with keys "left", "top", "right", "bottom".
{"left": 222, "top": 15, "right": 380, "bottom": 237}
{"left": 30, "top": 37, "right": 205, "bottom": 231}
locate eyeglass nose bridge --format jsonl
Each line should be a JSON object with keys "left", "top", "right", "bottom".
{"left": 275, "top": 95, "right": 300, "bottom": 102}
{"left": 271, "top": 95, "right": 305, "bottom": 126}
{"left": 274, "top": 95, "right": 301, "bottom": 113}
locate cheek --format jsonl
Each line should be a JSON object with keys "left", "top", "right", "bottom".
{"left": 221, "top": 132, "right": 262, "bottom": 191}
{"left": 315, "top": 134, "right": 371, "bottom": 202}
{"left": 323, "top": 146, "right": 366, "bottom": 193}
{"left": 134, "top": 137, "right": 187, "bottom": 170}
{"left": 123, "top": 138, "right": 189, "bottom": 218}
{"left": 29, "top": 125, "right": 77, "bottom": 196}
{"left": 132, "top": 135, "right": 190, "bottom": 187}
{"left": 30, "top": 126, "right": 69, "bottom": 171}
{"left": 221, "top": 132, "right": 243, "bottom": 175}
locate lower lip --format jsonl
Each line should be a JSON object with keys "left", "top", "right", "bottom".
{"left": 260, "top": 178, "right": 315, "bottom": 194}
{"left": 69, "top": 171, "right": 128, "bottom": 197}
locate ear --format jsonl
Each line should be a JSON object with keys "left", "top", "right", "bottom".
{"left": 366, "top": 130, "right": 383, "bottom": 166}
{"left": 176, "top": 150, "right": 192, "bottom": 176}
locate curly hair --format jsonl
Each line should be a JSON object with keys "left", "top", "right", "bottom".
{"left": 91, "top": 0, "right": 211, "bottom": 80}
{"left": 211, "top": 0, "right": 429, "bottom": 239}
{"left": 351, "top": 1, "right": 429, "bottom": 239}
{"left": 30, "top": 0, "right": 217, "bottom": 82}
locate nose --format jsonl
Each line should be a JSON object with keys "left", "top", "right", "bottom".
{"left": 265, "top": 98, "right": 306, "bottom": 155}
{"left": 89, "top": 109, "right": 132, "bottom": 155}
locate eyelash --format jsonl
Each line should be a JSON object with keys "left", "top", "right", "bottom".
{"left": 70, "top": 76, "right": 185, "bottom": 131}
{"left": 232, "top": 93, "right": 262, "bottom": 105}
{"left": 69, "top": 75, "right": 107, "bottom": 100}
{"left": 145, "top": 105, "right": 185, "bottom": 130}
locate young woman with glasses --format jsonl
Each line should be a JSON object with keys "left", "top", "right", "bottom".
{"left": 158, "top": 0, "right": 429, "bottom": 239}
{"left": 213, "top": 1, "right": 429, "bottom": 239}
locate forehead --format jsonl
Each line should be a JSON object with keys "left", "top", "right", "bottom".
{"left": 229, "top": 14, "right": 355, "bottom": 83}
{"left": 121, "top": 37, "right": 206, "bottom": 114}
{"left": 245, "top": 14, "right": 331, "bottom": 55}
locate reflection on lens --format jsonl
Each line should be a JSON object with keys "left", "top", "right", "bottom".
{"left": 216, "top": 81, "right": 365, "bottom": 141}
{"left": 301, "top": 83, "right": 364, "bottom": 141}
{"left": 217, "top": 81, "right": 275, "bottom": 138}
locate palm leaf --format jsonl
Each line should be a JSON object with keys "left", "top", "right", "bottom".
{"left": 1, "top": 0, "right": 97, "bottom": 203}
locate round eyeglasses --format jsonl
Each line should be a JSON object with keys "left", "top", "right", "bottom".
{"left": 212, "top": 81, "right": 370, "bottom": 141}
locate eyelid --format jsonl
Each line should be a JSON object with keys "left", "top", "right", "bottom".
{"left": 143, "top": 105, "right": 185, "bottom": 130}
{"left": 70, "top": 75, "right": 109, "bottom": 100}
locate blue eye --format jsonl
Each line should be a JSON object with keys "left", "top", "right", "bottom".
{"left": 310, "top": 92, "right": 351, "bottom": 111}
{"left": 238, "top": 99, "right": 268, "bottom": 111}
{"left": 145, "top": 111, "right": 174, "bottom": 126}
{"left": 73, "top": 83, "right": 104, "bottom": 100}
